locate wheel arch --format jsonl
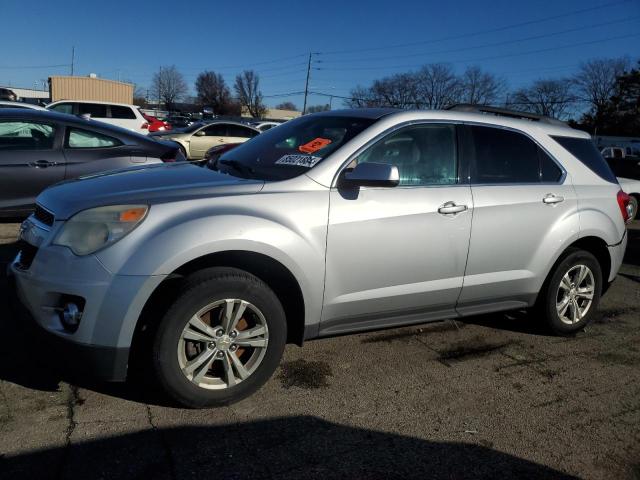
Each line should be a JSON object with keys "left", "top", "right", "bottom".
{"left": 130, "top": 250, "right": 307, "bottom": 373}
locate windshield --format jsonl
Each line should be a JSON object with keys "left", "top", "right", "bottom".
{"left": 181, "top": 122, "right": 205, "bottom": 133}
{"left": 217, "top": 115, "right": 376, "bottom": 180}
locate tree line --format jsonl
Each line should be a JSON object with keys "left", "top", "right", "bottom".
{"left": 143, "top": 56, "right": 639, "bottom": 135}
{"left": 346, "top": 57, "right": 639, "bottom": 135}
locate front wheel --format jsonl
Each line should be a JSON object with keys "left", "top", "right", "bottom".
{"left": 537, "top": 248, "right": 602, "bottom": 335}
{"left": 152, "top": 268, "right": 287, "bottom": 408}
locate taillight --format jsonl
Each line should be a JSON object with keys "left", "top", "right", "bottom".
{"left": 617, "top": 189, "right": 631, "bottom": 223}
{"left": 141, "top": 122, "right": 149, "bottom": 129}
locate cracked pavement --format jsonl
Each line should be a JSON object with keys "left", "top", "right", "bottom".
{"left": 0, "top": 221, "right": 639, "bottom": 479}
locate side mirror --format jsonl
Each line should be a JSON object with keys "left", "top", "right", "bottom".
{"left": 194, "top": 130, "right": 206, "bottom": 137}
{"left": 343, "top": 162, "right": 399, "bottom": 187}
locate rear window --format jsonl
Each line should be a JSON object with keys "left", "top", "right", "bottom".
{"left": 110, "top": 105, "right": 137, "bottom": 119}
{"left": 78, "top": 103, "right": 107, "bottom": 118}
{"left": 551, "top": 136, "right": 617, "bottom": 184}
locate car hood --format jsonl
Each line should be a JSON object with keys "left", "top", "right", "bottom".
{"left": 37, "top": 163, "right": 264, "bottom": 220}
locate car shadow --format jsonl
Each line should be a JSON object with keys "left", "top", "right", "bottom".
{"left": 624, "top": 226, "right": 640, "bottom": 267}
{"left": 0, "top": 416, "right": 579, "bottom": 480}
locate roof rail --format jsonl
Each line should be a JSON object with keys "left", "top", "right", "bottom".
{"left": 445, "top": 104, "right": 566, "bottom": 126}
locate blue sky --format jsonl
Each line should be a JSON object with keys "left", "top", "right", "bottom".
{"left": 1, "top": 0, "right": 639, "bottom": 109}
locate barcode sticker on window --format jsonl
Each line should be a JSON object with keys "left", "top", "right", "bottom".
{"left": 275, "top": 154, "right": 322, "bottom": 168}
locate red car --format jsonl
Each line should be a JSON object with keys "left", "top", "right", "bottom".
{"left": 143, "top": 114, "right": 172, "bottom": 133}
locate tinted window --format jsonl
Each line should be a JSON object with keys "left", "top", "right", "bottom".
{"left": 78, "top": 103, "right": 107, "bottom": 118}
{"left": 356, "top": 124, "right": 457, "bottom": 186}
{"left": 67, "top": 128, "right": 121, "bottom": 148}
{"left": 551, "top": 136, "right": 617, "bottom": 183}
{"left": 110, "top": 105, "right": 137, "bottom": 119}
{"left": 0, "top": 121, "right": 56, "bottom": 150}
{"left": 227, "top": 125, "right": 258, "bottom": 138}
{"left": 540, "top": 150, "right": 563, "bottom": 182}
{"left": 203, "top": 124, "right": 228, "bottom": 136}
{"left": 50, "top": 103, "right": 73, "bottom": 114}
{"left": 470, "top": 126, "right": 540, "bottom": 183}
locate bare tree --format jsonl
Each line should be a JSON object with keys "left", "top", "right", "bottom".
{"left": 307, "top": 104, "right": 330, "bottom": 113}
{"left": 345, "top": 85, "right": 380, "bottom": 108}
{"left": 195, "top": 71, "right": 238, "bottom": 115}
{"left": 414, "top": 63, "right": 462, "bottom": 109}
{"left": 234, "top": 70, "right": 267, "bottom": 118}
{"left": 151, "top": 65, "right": 188, "bottom": 110}
{"left": 459, "top": 66, "right": 506, "bottom": 105}
{"left": 574, "top": 57, "right": 630, "bottom": 115}
{"left": 275, "top": 101, "right": 298, "bottom": 111}
{"left": 509, "top": 79, "right": 576, "bottom": 119}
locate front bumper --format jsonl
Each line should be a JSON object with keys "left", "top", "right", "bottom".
{"left": 8, "top": 240, "right": 166, "bottom": 382}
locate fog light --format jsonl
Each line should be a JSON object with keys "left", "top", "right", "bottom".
{"left": 60, "top": 302, "right": 83, "bottom": 332}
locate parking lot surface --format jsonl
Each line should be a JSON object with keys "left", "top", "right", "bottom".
{"left": 0, "top": 221, "right": 638, "bottom": 479}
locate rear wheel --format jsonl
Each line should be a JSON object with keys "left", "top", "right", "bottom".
{"left": 152, "top": 267, "right": 286, "bottom": 408}
{"left": 537, "top": 248, "right": 602, "bottom": 335}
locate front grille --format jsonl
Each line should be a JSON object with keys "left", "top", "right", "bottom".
{"left": 16, "top": 240, "right": 38, "bottom": 270}
{"left": 33, "top": 204, "right": 54, "bottom": 226}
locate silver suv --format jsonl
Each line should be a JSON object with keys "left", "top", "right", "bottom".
{"left": 10, "top": 106, "right": 630, "bottom": 407}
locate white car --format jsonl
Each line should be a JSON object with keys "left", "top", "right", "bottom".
{"left": 0, "top": 100, "right": 47, "bottom": 110}
{"left": 618, "top": 177, "right": 640, "bottom": 220}
{"left": 251, "top": 121, "right": 281, "bottom": 132}
{"left": 46, "top": 100, "right": 149, "bottom": 134}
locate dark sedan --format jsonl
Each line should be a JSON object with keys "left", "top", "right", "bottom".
{"left": 0, "top": 109, "right": 184, "bottom": 217}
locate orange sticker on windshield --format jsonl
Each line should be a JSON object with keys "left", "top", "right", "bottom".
{"left": 298, "top": 137, "right": 332, "bottom": 154}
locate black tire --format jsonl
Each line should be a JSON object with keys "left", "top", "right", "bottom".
{"left": 628, "top": 195, "right": 638, "bottom": 221}
{"left": 178, "top": 145, "right": 188, "bottom": 159}
{"left": 152, "top": 267, "right": 286, "bottom": 408}
{"left": 537, "top": 248, "right": 602, "bottom": 335}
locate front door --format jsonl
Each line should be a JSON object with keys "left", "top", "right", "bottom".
{"left": 322, "top": 123, "right": 473, "bottom": 335}
{"left": 0, "top": 119, "right": 65, "bottom": 213}
{"left": 189, "top": 123, "right": 229, "bottom": 159}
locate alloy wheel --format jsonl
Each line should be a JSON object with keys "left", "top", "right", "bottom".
{"left": 555, "top": 264, "right": 595, "bottom": 325}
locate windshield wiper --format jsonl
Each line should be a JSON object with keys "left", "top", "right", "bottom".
{"left": 219, "top": 159, "right": 256, "bottom": 178}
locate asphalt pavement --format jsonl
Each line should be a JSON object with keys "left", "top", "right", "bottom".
{"left": 0, "top": 221, "right": 638, "bottom": 480}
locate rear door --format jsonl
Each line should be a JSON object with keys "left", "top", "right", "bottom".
{"left": 61, "top": 126, "right": 133, "bottom": 178}
{"left": 189, "top": 123, "right": 229, "bottom": 159}
{"left": 0, "top": 119, "right": 65, "bottom": 213}
{"left": 457, "top": 124, "right": 576, "bottom": 313}
{"left": 226, "top": 125, "right": 259, "bottom": 145}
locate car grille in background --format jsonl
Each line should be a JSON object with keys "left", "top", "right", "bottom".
{"left": 15, "top": 240, "right": 38, "bottom": 270}
{"left": 34, "top": 204, "right": 54, "bottom": 226}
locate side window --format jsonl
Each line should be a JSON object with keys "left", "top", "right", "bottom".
{"left": 227, "top": 125, "right": 258, "bottom": 138}
{"left": 540, "top": 150, "right": 563, "bottom": 183}
{"left": 50, "top": 103, "right": 74, "bottom": 115}
{"left": 0, "top": 121, "right": 56, "bottom": 150}
{"left": 110, "top": 106, "right": 137, "bottom": 119}
{"left": 203, "top": 124, "right": 228, "bottom": 136}
{"left": 78, "top": 103, "right": 107, "bottom": 118}
{"left": 67, "top": 128, "right": 122, "bottom": 148}
{"left": 356, "top": 124, "right": 458, "bottom": 186}
{"left": 469, "top": 126, "right": 540, "bottom": 184}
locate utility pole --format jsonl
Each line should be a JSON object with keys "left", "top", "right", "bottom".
{"left": 70, "top": 46, "right": 75, "bottom": 76}
{"left": 302, "top": 52, "right": 312, "bottom": 115}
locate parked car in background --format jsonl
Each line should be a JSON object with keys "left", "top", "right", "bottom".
{"left": 150, "top": 120, "right": 259, "bottom": 159}
{"left": 166, "top": 116, "right": 195, "bottom": 129}
{"left": 0, "top": 109, "right": 184, "bottom": 217}
{"left": 46, "top": 100, "right": 150, "bottom": 134}
{"left": 601, "top": 146, "right": 640, "bottom": 160}
{"left": 605, "top": 150, "right": 640, "bottom": 181}
{"left": 0, "top": 101, "right": 47, "bottom": 111}
{"left": 10, "top": 107, "right": 629, "bottom": 408}
{"left": 618, "top": 177, "right": 640, "bottom": 220}
{"left": 0, "top": 88, "right": 17, "bottom": 101}
{"left": 251, "top": 121, "right": 281, "bottom": 132}
{"left": 203, "top": 142, "right": 241, "bottom": 169}
{"left": 143, "top": 113, "right": 172, "bottom": 133}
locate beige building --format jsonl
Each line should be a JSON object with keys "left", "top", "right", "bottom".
{"left": 49, "top": 75, "right": 134, "bottom": 103}
{"left": 241, "top": 107, "right": 301, "bottom": 121}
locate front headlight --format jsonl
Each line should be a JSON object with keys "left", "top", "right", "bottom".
{"left": 54, "top": 205, "right": 148, "bottom": 255}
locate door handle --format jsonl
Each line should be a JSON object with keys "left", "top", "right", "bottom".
{"left": 30, "top": 160, "right": 56, "bottom": 168}
{"left": 438, "top": 201, "right": 468, "bottom": 215}
{"left": 542, "top": 194, "right": 564, "bottom": 204}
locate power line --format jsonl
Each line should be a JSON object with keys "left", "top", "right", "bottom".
{"left": 315, "top": 33, "right": 640, "bottom": 72}
{"left": 317, "top": 16, "right": 640, "bottom": 65}
{"left": 317, "top": 0, "right": 632, "bottom": 56}
{"left": 0, "top": 63, "right": 70, "bottom": 69}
